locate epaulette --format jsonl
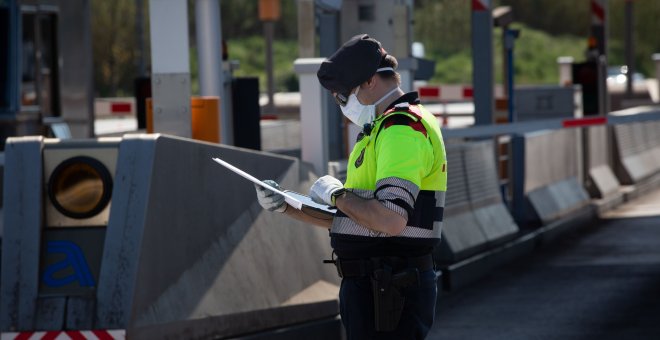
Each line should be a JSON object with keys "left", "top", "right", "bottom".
{"left": 377, "top": 103, "right": 427, "bottom": 140}
{"left": 382, "top": 102, "right": 423, "bottom": 120}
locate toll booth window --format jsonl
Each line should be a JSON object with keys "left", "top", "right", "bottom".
{"left": 37, "top": 13, "right": 59, "bottom": 116}
{"left": 21, "top": 13, "right": 37, "bottom": 107}
{"left": 0, "top": 7, "right": 9, "bottom": 109}
{"left": 21, "top": 11, "right": 59, "bottom": 116}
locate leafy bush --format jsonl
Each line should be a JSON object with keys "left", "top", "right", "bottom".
{"left": 225, "top": 36, "right": 298, "bottom": 93}
{"left": 428, "top": 24, "right": 587, "bottom": 85}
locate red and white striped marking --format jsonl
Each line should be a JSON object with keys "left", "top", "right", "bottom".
{"left": 94, "top": 98, "right": 135, "bottom": 117}
{"left": 417, "top": 85, "right": 474, "bottom": 102}
{"left": 1, "top": 330, "right": 125, "bottom": 340}
{"left": 562, "top": 116, "right": 607, "bottom": 128}
{"left": 591, "top": 0, "right": 606, "bottom": 25}
{"left": 472, "top": 0, "right": 491, "bottom": 11}
{"left": 416, "top": 84, "right": 504, "bottom": 102}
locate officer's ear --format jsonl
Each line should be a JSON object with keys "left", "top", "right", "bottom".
{"left": 364, "top": 74, "right": 378, "bottom": 90}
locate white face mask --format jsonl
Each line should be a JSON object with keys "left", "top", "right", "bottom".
{"left": 340, "top": 86, "right": 400, "bottom": 127}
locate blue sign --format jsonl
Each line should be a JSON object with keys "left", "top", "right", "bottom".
{"left": 42, "top": 240, "right": 96, "bottom": 287}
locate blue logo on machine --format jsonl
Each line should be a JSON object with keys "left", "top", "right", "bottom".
{"left": 42, "top": 240, "right": 96, "bottom": 287}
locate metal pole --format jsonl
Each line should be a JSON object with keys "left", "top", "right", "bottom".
{"left": 136, "top": 0, "right": 145, "bottom": 77}
{"left": 590, "top": 0, "right": 609, "bottom": 116}
{"left": 195, "top": 0, "right": 228, "bottom": 143}
{"left": 505, "top": 29, "right": 515, "bottom": 122}
{"left": 318, "top": 8, "right": 342, "bottom": 160}
{"left": 264, "top": 21, "right": 275, "bottom": 115}
{"left": 294, "top": 58, "right": 329, "bottom": 175}
{"left": 297, "top": 0, "right": 315, "bottom": 58}
{"left": 557, "top": 56, "right": 574, "bottom": 86}
{"left": 624, "top": 0, "right": 634, "bottom": 99}
{"left": 149, "top": 0, "right": 192, "bottom": 137}
{"left": 598, "top": 55, "right": 608, "bottom": 116}
{"left": 590, "top": 0, "right": 607, "bottom": 56}
{"left": 472, "top": 0, "right": 494, "bottom": 126}
{"left": 653, "top": 53, "right": 660, "bottom": 103}
{"left": 502, "top": 26, "right": 509, "bottom": 98}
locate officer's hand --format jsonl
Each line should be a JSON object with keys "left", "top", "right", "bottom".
{"left": 310, "top": 175, "right": 344, "bottom": 206}
{"left": 255, "top": 180, "right": 287, "bottom": 213}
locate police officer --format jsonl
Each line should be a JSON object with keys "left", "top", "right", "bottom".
{"left": 255, "top": 34, "right": 447, "bottom": 339}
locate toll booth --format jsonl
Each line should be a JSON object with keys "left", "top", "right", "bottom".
{"left": 0, "top": 0, "right": 94, "bottom": 150}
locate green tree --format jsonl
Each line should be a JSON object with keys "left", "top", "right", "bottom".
{"left": 608, "top": 0, "right": 660, "bottom": 76}
{"left": 92, "top": 1, "right": 660, "bottom": 96}
{"left": 92, "top": 0, "right": 140, "bottom": 97}
{"left": 500, "top": 0, "right": 660, "bottom": 76}
{"left": 219, "top": 0, "right": 298, "bottom": 39}
{"left": 414, "top": 0, "right": 471, "bottom": 57}
{"left": 498, "top": 0, "right": 589, "bottom": 36}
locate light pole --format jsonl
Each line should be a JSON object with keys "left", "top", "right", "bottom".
{"left": 259, "top": 0, "right": 281, "bottom": 115}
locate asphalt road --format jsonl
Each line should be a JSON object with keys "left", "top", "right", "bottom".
{"left": 429, "top": 205, "right": 660, "bottom": 339}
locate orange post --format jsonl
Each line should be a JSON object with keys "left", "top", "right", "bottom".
{"left": 146, "top": 98, "right": 154, "bottom": 133}
{"left": 145, "top": 97, "right": 221, "bottom": 143}
{"left": 494, "top": 98, "right": 509, "bottom": 124}
{"left": 259, "top": 0, "right": 281, "bottom": 21}
{"left": 191, "top": 96, "right": 220, "bottom": 143}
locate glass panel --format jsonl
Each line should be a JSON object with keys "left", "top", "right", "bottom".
{"left": 0, "top": 7, "right": 9, "bottom": 109}
{"left": 21, "top": 12, "right": 37, "bottom": 107}
{"left": 38, "top": 13, "right": 58, "bottom": 116}
{"left": 20, "top": 10, "right": 59, "bottom": 116}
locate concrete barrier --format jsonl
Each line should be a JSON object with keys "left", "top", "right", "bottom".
{"left": 1, "top": 135, "right": 340, "bottom": 338}
{"left": 612, "top": 119, "right": 660, "bottom": 188}
{"left": 464, "top": 142, "right": 519, "bottom": 246}
{"left": 436, "top": 143, "right": 489, "bottom": 264}
{"left": 584, "top": 125, "right": 623, "bottom": 214}
{"left": 435, "top": 140, "right": 519, "bottom": 264}
{"left": 1, "top": 137, "right": 43, "bottom": 331}
{"left": 585, "top": 125, "right": 620, "bottom": 199}
{"left": 512, "top": 129, "right": 591, "bottom": 226}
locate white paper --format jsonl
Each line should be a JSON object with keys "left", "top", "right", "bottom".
{"left": 211, "top": 157, "right": 335, "bottom": 214}
{"left": 282, "top": 190, "right": 337, "bottom": 214}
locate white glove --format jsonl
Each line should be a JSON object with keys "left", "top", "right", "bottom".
{"left": 310, "top": 175, "right": 344, "bottom": 206}
{"left": 255, "top": 180, "right": 287, "bottom": 213}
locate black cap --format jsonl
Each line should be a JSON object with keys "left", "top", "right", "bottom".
{"left": 317, "top": 34, "right": 387, "bottom": 98}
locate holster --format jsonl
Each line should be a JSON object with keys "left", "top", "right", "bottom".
{"left": 371, "top": 266, "right": 420, "bottom": 332}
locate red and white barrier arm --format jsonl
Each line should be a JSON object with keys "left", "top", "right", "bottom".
{"left": 416, "top": 84, "right": 504, "bottom": 102}
{"left": 94, "top": 98, "right": 135, "bottom": 117}
{"left": 417, "top": 85, "right": 474, "bottom": 102}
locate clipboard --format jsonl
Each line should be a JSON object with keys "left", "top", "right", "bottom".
{"left": 211, "top": 157, "right": 336, "bottom": 218}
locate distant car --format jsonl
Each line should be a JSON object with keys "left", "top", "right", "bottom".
{"left": 607, "top": 65, "right": 645, "bottom": 85}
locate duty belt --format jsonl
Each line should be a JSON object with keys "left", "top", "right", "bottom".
{"left": 325, "top": 254, "right": 434, "bottom": 278}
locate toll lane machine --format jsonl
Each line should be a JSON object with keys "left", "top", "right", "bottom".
{"left": 2, "top": 137, "right": 120, "bottom": 331}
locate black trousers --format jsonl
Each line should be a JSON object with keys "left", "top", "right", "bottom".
{"left": 339, "top": 269, "right": 438, "bottom": 339}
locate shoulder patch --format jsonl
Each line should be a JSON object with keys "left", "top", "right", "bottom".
{"left": 383, "top": 103, "right": 423, "bottom": 120}
{"left": 375, "top": 104, "right": 428, "bottom": 144}
{"left": 382, "top": 113, "right": 427, "bottom": 138}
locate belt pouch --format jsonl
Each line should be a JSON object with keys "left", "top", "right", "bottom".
{"left": 371, "top": 267, "right": 406, "bottom": 332}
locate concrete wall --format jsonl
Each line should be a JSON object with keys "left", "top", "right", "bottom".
{"left": 96, "top": 134, "right": 339, "bottom": 337}
{"left": 1, "top": 134, "right": 340, "bottom": 337}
